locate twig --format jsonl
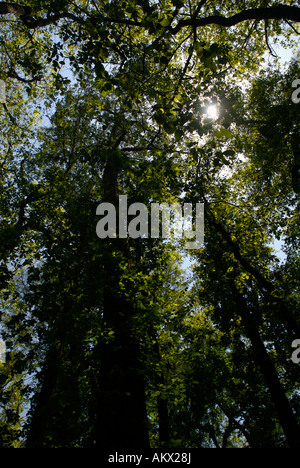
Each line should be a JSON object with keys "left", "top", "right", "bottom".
{"left": 264, "top": 19, "right": 277, "bottom": 57}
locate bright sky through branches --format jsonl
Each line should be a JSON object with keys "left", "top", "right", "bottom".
{"left": 206, "top": 104, "right": 219, "bottom": 119}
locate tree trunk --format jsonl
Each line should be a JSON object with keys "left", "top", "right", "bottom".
{"left": 206, "top": 207, "right": 300, "bottom": 338}
{"left": 95, "top": 275, "right": 149, "bottom": 449}
{"left": 232, "top": 285, "right": 300, "bottom": 448}
{"left": 26, "top": 342, "right": 62, "bottom": 448}
{"left": 95, "top": 146, "right": 149, "bottom": 449}
{"left": 150, "top": 325, "right": 170, "bottom": 446}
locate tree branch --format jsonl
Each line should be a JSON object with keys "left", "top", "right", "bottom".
{"left": 170, "top": 5, "right": 300, "bottom": 34}
{"left": 0, "top": 2, "right": 299, "bottom": 33}
{"left": 7, "top": 67, "right": 39, "bottom": 83}
{"left": 0, "top": 1, "right": 31, "bottom": 17}
{"left": 192, "top": 0, "right": 209, "bottom": 20}
{"left": 0, "top": 2, "right": 80, "bottom": 28}
{"left": 264, "top": 19, "right": 277, "bottom": 57}
{"left": 205, "top": 205, "right": 300, "bottom": 337}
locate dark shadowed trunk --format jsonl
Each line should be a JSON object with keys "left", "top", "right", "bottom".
{"left": 232, "top": 285, "right": 300, "bottom": 448}
{"left": 26, "top": 342, "right": 63, "bottom": 448}
{"left": 95, "top": 146, "right": 149, "bottom": 449}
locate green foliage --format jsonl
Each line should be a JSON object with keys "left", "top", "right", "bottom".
{"left": 0, "top": 0, "right": 299, "bottom": 449}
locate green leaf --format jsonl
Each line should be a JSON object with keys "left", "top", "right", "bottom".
{"left": 214, "top": 128, "right": 233, "bottom": 139}
{"left": 224, "top": 149, "right": 235, "bottom": 157}
{"left": 221, "top": 128, "right": 233, "bottom": 139}
{"left": 160, "top": 17, "right": 172, "bottom": 27}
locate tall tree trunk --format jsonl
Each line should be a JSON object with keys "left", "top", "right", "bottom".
{"left": 150, "top": 325, "right": 170, "bottom": 446}
{"left": 26, "top": 342, "right": 63, "bottom": 447}
{"left": 232, "top": 284, "right": 300, "bottom": 448}
{"left": 205, "top": 207, "right": 300, "bottom": 338}
{"left": 291, "top": 130, "right": 300, "bottom": 194}
{"left": 95, "top": 274, "right": 149, "bottom": 449}
{"left": 95, "top": 146, "right": 149, "bottom": 449}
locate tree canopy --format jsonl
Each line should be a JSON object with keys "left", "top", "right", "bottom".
{"left": 0, "top": 0, "right": 299, "bottom": 449}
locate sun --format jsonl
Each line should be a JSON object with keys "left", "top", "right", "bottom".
{"left": 206, "top": 104, "right": 219, "bottom": 120}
